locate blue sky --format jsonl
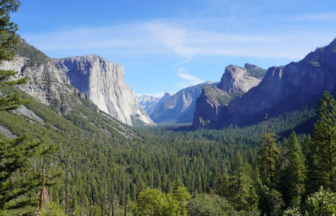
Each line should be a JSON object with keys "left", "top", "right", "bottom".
{"left": 12, "top": 0, "right": 336, "bottom": 97}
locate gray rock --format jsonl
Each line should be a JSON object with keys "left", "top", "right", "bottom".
{"left": 53, "top": 55, "right": 156, "bottom": 126}
{"left": 193, "top": 64, "right": 265, "bottom": 129}
{"left": 193, "top": 86, "right": 231, "bottom": 129}
{"left": 139, "top": 92, "right": 174, "bottom": 116}
{"left": 0, "top": 125, "right": 16, "bottom": 139}
{"left": 217, "top": 65, "right": 262, "bottom": 93}
{"left": 13, "top": 106, "right": 45, "bottom": 125}
{"left": 151, "top": 81, "right": 218, "bottom": 124}
{"left": 195, "top": 37, "right": 336, "bottom": 128}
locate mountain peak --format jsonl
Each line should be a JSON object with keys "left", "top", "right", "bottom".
{"left": 217, "top": 65, "right": 262, "bottom": 93}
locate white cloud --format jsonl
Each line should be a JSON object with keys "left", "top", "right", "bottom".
{"left": 22, "top": 18, "right": 336, "bottom": 62}
{"left": 176, "top": 72, "right": 205, "bottom": 89}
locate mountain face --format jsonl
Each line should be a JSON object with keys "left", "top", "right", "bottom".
{"left": 194, "top": 38, "right": 336, "bottom": 129}
{"left": 53, "top": 55, "right": 155, "bottom": 126}
{"left": 0, "top": 38, "right": 139, "bottom": 139}
{"left": 217, "top": 64, "right": 264, "bottom": 93}
{"left": 193, "top": 64, "right": 266, "bottom": 129}
{"left": 0, "top": 39, "right": 87, "bottom": 115}
{"left": 139, "top": 92, "right": 173, "bottom": 116}
{"left": 150, "top": 81, "right": 218, "bottom": 124}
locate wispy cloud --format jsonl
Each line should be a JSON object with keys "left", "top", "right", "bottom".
{"left": 22, "top": 18, "right": 336, "bottom": 62}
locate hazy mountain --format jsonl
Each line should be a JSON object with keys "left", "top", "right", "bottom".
{"left": 150, "top": 81, "right": 218, "bottom": 124}
{"left": 139, "top": 92, "right": 174, "bottom": 116}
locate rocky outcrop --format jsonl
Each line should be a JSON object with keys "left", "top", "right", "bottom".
{"left": 151, "top": 81, "right": 218, "bottom": 124}
{"left": 194, "top": 37, "right": 336, "bottom": 129}
{"left": 0, "top": 39, "right": 87, "bottom": 115}
{"left": 218, "top": 65, "right": 263, "bottom": 93}
{"left": 193, "top": 64, "right": 265, "bottom": 129}
{"left": 53, "top": 55, "right": 155, "bottom": 126}
{"left": 139, "top": 92, "right": 173, "bottom": 116}
{"left": 193, "top": 86, "right": 231, "bottom": 129}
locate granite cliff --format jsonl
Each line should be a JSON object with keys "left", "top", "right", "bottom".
{"left": 139, "top": 92, "right": 173, "bottom": 116}
{"left": 151, "top": 81, "right": 218, "bottom": 124}
{"left": 53, "top": 55, "right": 155, "bottom": 126}
{"left": 193, "top": 64, "right": 266, "bottom": 129}
{"left": 0, "top": 38, "right": 87, "bottom": 115}
{"left": 193, "top": 37, "right": 336, "bottom": 129}
{"left": 0, "top": 38, "right": 140, "bottom": 139}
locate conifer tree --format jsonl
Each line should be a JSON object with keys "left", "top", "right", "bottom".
{"left": 285, "top": 131, "right": 306, "bottom": 207}
{"left": 0, "top": 1, "right": 58, "bottom": 213}
{"left": 0, "top": 0, "right": 27, "bottom": 111}
{"left": 229, "top": 153, "right": 252, "bottom": 211}
{"left": 257, "top": 125, "right": 280, "bottom": 189}
{"left": 311, "top": 91, "right": 336, "bottom": 191}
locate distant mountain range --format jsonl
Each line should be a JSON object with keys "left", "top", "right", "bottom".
{"left": 193, "top": 37, "right": 336, "bottom": 129}
{"left": 139, "top": 92, "right": 174, "bottom": 116}
{"left": 150, "top": 81, "right": 218, "bottom": 124}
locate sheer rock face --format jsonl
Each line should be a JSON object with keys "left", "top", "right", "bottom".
{"left": 193, "top": 86, "right": 230, "bottom": 129}
{"left": 53, "top": 55, "right": 155, "bottom": 126}
{"left": 194, "top": 38, "right": 336, "bottom": 128}
{"left": 193, "top": 64, "right": 264, "bottom": 129}
{"left": 225, "top": 39, "right": 336, "bottom": 126}
{"left": 0, "top": 56, "right": 85, "bottom": 115}
{"left": 150, "top": 81, "right": 218, "bottom": 124}
{"left": 217, "top": 65, "right": 262, "bottom": 93}
{"left": 139, "top": 92, "right": 173, "bottom": 116}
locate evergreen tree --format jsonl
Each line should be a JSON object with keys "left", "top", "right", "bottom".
{"left": 0, "top": 0, "right": 27, "bottom": 112}
{"left": 285, "top": 131, "right": 306, "bottom": 208}
{"left": 0, "top": 1, "right": 59, "bottom": 213}
{"left": 229, "top": 153, "right": 252, "bottom": 211}
{"left": 311, "top": 91, "right": 336, "bottom": 191}
{"left": 258, "top": 129, "right": 280, "bottom": 189}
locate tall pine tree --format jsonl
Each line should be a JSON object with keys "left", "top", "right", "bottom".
{"left": 310, "top": 91, "right": 336, "bottom": 191}
{"left": 0, "top": 1, "right": 58, "bottom": 214}
{"left": 285, "top": 131, "right": 306, "bottom": 207}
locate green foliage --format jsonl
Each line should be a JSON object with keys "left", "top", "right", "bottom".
{"left": 134, "top": 187, "right": 189, "bottom": 216}
{"left": 285, "top": 131, "right": 306, "bottom": 208}
{"left": 16, "top": 38, "right": 50, "bottom": 67}
{"left": 285, "top": 186, "right": 336, "bottom": 215}
{"left": 258, "top": 131, "right": 280, "bottom": 189}
{"left": 187, "top": 194, "right": 236, "bottom": 216}
{"left": 37, "top": 201, "right": 66, "bottom": 216}
{"left": 310, "top": 91, "right": 336, "bottom": 191}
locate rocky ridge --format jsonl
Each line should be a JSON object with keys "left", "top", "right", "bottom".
{"left": 53, "top": 55, "right": 155, "bottom": 126}
{"left": 193, "top": 64, "right": 266, "bottom": 129}
{"left": 151, "top": 81, "right": 218, "bottom": 124}
{"left": 193, "top": 37, "right": 336, "bottom": 129}
{"left": 139, "top": 92, "right": 174, "bottom": 116}
{"left": 0, "top": 38, "right": 140, "bottom": 139}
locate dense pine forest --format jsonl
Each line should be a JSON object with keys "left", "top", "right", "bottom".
{"left": 2, "top": 1, "right": 336, "bottom": 216}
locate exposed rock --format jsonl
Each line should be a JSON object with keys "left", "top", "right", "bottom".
{"left": 193, "top": 86, "right": 231, "bottom": 129}
{"left": 13, "top": 106, "right": 45, "bottom": 125}
{"left": 195, "top": 37, "right": 336, "bottom": 128}
{"left": 0, "top": 39, "right": 88, "bottom": 115}
{"left": 151, "top": 81, "right": 218, "bottom": 124}
{"left": 217, "top": 65, "right": 262, "bottom": 93}
{"left": 193, "top": 64, "right": 265, "bottom": 129}
{"left": 139, "top": 92, "right": 174, "bottom": 116}
{"left": 0, "top": 125, "right": 16, "bottom": 139}
{"left": 53, "top": 55, "right": 155, "bottom": 126}
{"left": 139, "top": 95, "right": 160, "bottom": 115}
